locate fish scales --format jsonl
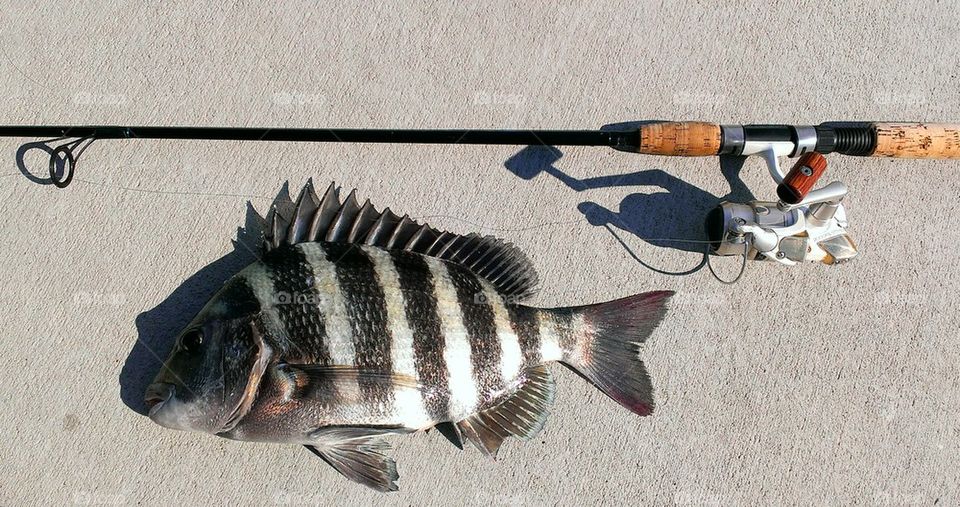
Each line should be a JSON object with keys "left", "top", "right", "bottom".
{"left": 321, "top": 243, "right": 396, "bottom": 411}
{"left": 445, "top": 263, "right": 505, "bottom": 405}
{"left": 366, "top": 248, "right": 432, "bottom": 428}
{"left": 506, "top": 303, "right": 541, "bottom": 365}
{"left": 388, "top": 249, "right": 451, "bottom": 421}
{"left": 483, "top": 288, "right": 524, "bottom": 385}
{"left": 264, "top": 242, "right": 541, "bottom": 424}
{"left": 425, "top": 255, "right": 481, "bottom": 417}
{"left": 241, "top": 263, "right": 288, "bottom": 346}
{"left": 254, "top": 244, "right": 629, "bottom": 422}
{"left": 299, "top": 243, "right": 354, "bottom": 365}
{"left": 261, "top": 246, "right": 332, "bottom": 364}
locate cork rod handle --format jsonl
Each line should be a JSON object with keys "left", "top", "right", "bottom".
{"left": 637, "top": 122, "right": 722, "bottom": 156}
{"left": 872, "top": 123, "right": 960, "bottom": 159}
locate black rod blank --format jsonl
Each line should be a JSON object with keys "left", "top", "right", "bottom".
{"left": 0, "top": 125, "right": 635, "bottom": 147}
{"left": 0, "top": 125, "right": 641, "bottom": 188}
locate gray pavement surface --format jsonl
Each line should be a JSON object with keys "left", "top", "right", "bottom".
{"left": 0, "top": 2, "right": 957, "bottom": 505}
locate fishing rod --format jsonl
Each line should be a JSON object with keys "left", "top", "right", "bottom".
{"left": 2, "top": 121, "right": 958, "bottom": 269}
{"left": 4, "top": 121, "right": 959, "bottom": 155}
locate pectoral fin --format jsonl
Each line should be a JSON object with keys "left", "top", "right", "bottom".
{"left": 456, "top": 365, "right": 556, "bottom": 458}
{"left": 275, "top": 363, "right": 428, "bottom": 403}
{"left": 305, "top": 427, "right": 410, "bottom": 492}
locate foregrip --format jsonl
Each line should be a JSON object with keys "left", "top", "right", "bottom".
{"left": 637, "top": 122, "right": 722, "bottom": 156}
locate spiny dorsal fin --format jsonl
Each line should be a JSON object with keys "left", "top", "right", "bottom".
{"left": 456, "top": 365, "right": 556, "bottom": 458}
{"left": 262, "top": 181, "right": 539, "bottom": 300}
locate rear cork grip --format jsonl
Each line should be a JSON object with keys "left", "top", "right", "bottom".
{"left": 638, "top": 122, "right": 722, "bottom": 156}
{"left": 872, "top": 123, "right": 960, "bottom": 159}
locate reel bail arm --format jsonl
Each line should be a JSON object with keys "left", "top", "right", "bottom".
{"left": 708, "top": 150, "right": 858, "bottom": 266}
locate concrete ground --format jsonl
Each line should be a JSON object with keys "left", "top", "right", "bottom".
{"left": 1, "top": 2, "right": 958, "bottom": 505}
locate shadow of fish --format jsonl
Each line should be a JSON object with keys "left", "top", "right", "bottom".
{"left": 144, "top": 181, "right": 674, "bottom": 492}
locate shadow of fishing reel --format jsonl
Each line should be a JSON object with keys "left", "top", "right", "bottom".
{"left": 705, "top": 139, "right": 858, "bottom": 281}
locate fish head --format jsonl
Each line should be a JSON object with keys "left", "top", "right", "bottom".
{"left": 145, "top": 276, "right": 268, "bottom": 434}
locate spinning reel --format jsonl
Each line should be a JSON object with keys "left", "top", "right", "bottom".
{"left": 706, "top": 143, "right": 857, "bottom": 266}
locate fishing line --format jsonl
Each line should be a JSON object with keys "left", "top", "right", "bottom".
{"left": 0, "top": 36, "right": 52, "bottom": 93}
{"left": 71, "top": 175, "right": 276, "bottom": 200}
{"left": 413, "top": 214, "right": 583, "bottom": 233}
{"left": 705, "top": 240, "right": 748, "bottom": 285}
{"left": 603, "top": 224, "right": 709, "bottom": 277}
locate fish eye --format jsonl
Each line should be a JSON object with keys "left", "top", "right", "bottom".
{"left": 181, "top": 329, "right": 203, "bottom": 351}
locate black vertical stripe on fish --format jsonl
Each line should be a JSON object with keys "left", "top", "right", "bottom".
{"left": 446, "top": 263, "right": 503, "bottom": 400}
{"left": 322, "top": 243, "right": 394, "bottom": 408}
{"left": 506, "top": 303, "right": 541, "bottom": 365}
{"left": 389, "top": 249, "right": 449, "bottom": 421}
{"left": 263, "top": 246, "right": 331, "bottom": 364}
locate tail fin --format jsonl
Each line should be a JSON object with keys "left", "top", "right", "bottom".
{"left": 560, "top": 290, "right": 673, "bottom": 416}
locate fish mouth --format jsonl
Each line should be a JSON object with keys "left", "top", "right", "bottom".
{"left": 144, "top": 382, "right": 175, "bottom": 417}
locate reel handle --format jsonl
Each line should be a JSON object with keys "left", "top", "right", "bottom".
{"left": 776, "top": 152, "right": 828, "bottom": 204}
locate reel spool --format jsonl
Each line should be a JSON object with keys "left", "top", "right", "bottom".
{"left": 706, "top": 150, "right": 858, "bottom": 266}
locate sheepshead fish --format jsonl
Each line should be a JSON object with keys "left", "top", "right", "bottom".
{"left": 145, "top": 181, "right": 673, "bottom": 491}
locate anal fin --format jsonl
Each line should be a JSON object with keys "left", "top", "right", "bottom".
{"left": 456, "top": 365, "right": 556, "bottom": 458}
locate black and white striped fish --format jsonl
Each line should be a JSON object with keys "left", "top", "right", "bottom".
{"left": 145, "top": 181, "right": 673, "bottom": 492}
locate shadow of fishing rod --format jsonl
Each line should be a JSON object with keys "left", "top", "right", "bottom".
{"left": 503, "top": 144, "right": 754, "bottom": 275}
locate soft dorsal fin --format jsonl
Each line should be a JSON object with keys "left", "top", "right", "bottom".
{"left": 262, "top": 181, "right": 539, "bottom": 299}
